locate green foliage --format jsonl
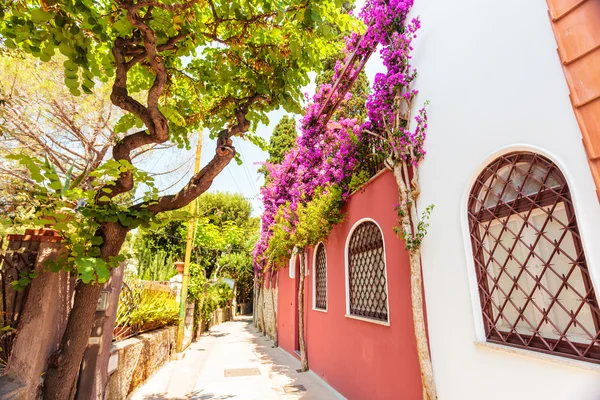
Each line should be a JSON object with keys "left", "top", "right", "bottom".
{"left": 187, "top": 264, "right": 233, "bottom": 325}
{"left": 136, "top": 247, "right": 177, "bottom": 281}
{"left": 115, "top": 286, "right": 179, "bottom": 329}
{"left": 0, "top": 0, "right": 359, "bottom": 292}
{"left": 265, "top": 186, "right": 344, "bottom": 267}
{"left": 196, "top": 192, "right": 252, "bottom": 227}
{"left": 187, "top": 262, "right": 207, "bottom": 302}
{"left": 394, "top": 204, "right": 435, "bottom": 250}
{"left": 0, "top": 0, "right": 361, "bottom": 141}
{"left": 348, "top": 169, "right": 371, "bottom": 193}
{"left": 134, "top": 215, "right": 186, "bottom": 261}
{"left": 265, "top": 115, "right": 298, "bottom": 169}
{"left": 11, "top": 269, "right": 38, "bottom": 291}
{"left": 0, "top": 154, "right": 142, "bottom": 282}
{"left": 128, "top": 291, "right": 179, "bottom": 327}
{"left": 199, "top": 281, "right": 233, "bottom": 322}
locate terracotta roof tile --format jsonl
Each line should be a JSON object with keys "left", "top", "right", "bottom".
{"left": 546, "top": 0, "right": 600, "bottom": 200}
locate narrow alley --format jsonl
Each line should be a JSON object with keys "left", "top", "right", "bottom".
{"left": 130, "top": 317, "right": 343, "bottom": 400}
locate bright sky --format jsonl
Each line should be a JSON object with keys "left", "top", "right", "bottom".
{"left": 141, "top": 0, "right": 383, "bottom": 216}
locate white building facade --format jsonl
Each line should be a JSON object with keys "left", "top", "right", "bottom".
{"left": 410, "top": 0, "right": 600, "bottom": 399}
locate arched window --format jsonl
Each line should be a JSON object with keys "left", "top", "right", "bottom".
{"left": 468, "top": 151, "right": 600, "bottom": 362}
{"left": 313, "top": 243, "right": 327, "bottom": 311}
{"left": 347, "top": 220, "right": 389, "bottom": 322}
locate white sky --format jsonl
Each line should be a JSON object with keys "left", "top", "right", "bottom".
{"left": 140, "top": 0, "right": 384, "bottom": 216}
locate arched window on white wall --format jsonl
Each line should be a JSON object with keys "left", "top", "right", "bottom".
{"left": 313, "top": 242, "right": 327, "bottom": 311}
{"left": 345, "top": 219, "right": 389, "bottom": 323}
{"left": 468, "top": 151, "right": 600, "bottom": 362}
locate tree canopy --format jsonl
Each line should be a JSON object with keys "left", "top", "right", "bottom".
{"left": 0, "top": 1, "right": 361, "bottom": 396}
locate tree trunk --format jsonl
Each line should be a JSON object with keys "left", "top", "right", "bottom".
{"left": 297, "top": 251, "right": 308, "bottom": 372}
{"left": 252, "top": 279, "right": 258, "bottom": 326}
{"left": 408, "top": 249, "right": 437, "bottom": 400}
{"left": 270, "top": 272, "right": 278, "bottom": 347}
{"left": 44, "top": 223, "right": 127, "bottom": 400}
{"left": 259, "top": 275, "right": 266, "bottom": 335}
{"left": 44, "top": 282, "right": 102, "bottom": 400}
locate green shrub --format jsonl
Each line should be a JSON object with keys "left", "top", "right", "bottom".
{"left": 114, "top": 281, "right": 179, "bottom": 334}
{"left": 128, "top": 290, "right": 179, "bottom": 327}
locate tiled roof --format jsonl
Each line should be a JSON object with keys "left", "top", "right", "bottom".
{"left": 546, "top": 0, "right": 600, "bottom": 200}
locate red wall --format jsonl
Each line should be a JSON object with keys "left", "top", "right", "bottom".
{"left": 277, "top": 171, "right": 423, "bottom": 399}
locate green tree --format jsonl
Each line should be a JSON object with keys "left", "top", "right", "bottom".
{"left": 0, "top": 1, "right": 359, "bottom": 397}
{"left": 266, "top": 115, "right": 298, "bottom": 166}
{"left": 196, "top": 192, "right": 252, "bottom": 227}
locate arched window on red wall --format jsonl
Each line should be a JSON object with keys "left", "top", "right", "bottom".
{"left": 346, "top": 220, "right": 388, "bottom": 322}
{"left": 468, "top": 151, "right": 600, "bottom": 362}
{"left": 313, "top": 243, "right": 328, "bottom": 311}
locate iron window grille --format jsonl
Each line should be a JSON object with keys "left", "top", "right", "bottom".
{"left": 347, "top": 221, "right": 388, "bottom": 321}
{"left": 468, "top": 152, "right": 600, "bottom": 363}
{"left": 314, "top": 243, "right": 328, "bottom": 310}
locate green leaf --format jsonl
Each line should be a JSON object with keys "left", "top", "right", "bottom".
{"left": 54, "top": 222, "right": 68, "bottom": 230}
{"left": 58, "top": 42, "right": 74, "bottom": 57}
{"left": 75, "top": 257, "right": 106, "bottom": 284}
{"left": 62, "top": 165, "right": 73, "bottom": 196}
{"left": 48, "top": 181, "right": 63, "bottom": 191}
{"left": 31, "top": 9, "right": 53, "bottom": 24}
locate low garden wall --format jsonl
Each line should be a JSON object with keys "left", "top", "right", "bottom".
{"left": 196, "top": 306, "right": 234, "bottom": 337}
{"left": 106, "top": 326, "right": 176, "bottom": 400}
{"left": 108, "top": 306, "right": 234, "bottom": 399}
{"left": 237, "top": 302, "right": 252, "bottom": 316}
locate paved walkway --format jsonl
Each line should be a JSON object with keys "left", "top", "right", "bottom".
{"left": 130, "top": 316, "right": 344, "bottom": 400}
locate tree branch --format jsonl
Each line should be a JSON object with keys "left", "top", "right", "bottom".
{"left": 132, "top": 94, "right": 265, "bottom": 214}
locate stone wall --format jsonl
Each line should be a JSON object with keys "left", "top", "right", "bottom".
{"left": 196, "top": 306, "right": 234, "bottom": 337}
{"left": 255, "top": 283, "right": 278, "bottom": 341}
{"left": 106, "top": 326, "right": 176, "bottom": 400}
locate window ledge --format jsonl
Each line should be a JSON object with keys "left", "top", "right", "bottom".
{"left": 474, "top": 341, "right": 600, "bottom": 374}
{"left": 345, "top": 314, "right": 390, "bottom": 326}
{"left": 312, "top": 307, "right": 328, "bottom": 313}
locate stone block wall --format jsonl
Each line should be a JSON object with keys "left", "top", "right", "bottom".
{"left": 106, "top": 326, "right": 176, "bottom": 399}
{"left": 255, "top": 284, "right": 278, "bottom": 341}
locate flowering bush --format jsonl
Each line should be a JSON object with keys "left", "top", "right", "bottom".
{"left": 254, "top": 0, "right": 427, "bottom": 274}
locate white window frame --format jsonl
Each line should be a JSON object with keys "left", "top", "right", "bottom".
{"left": 289, "top": 253, "right": 296, "bottom": 279}
{"left": 288, "top": 248, "right": 309, "bottom": 279}
{"left": 312, "top": 242, "right": 328, "bottom": 312}
{"left": 344, "top": 217, "right": 391, "bottom": 326}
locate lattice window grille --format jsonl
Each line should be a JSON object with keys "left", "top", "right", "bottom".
{"left": 314, "top": 243, "right": 327, "bottom": 310}
{"left": 347, "top": 221, "right": 388, "bottom": 321}
{"left": 468, "top": 152, "right": 600, "bottom": 363}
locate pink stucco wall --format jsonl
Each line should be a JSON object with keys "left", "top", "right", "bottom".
{"left": 276, "top": 171, "right": 424, "bottom": 399}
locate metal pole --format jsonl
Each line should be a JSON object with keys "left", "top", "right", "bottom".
{"left": 176, "top": 133, "right": 203, "bottom": 353}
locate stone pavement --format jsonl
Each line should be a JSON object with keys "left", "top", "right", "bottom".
{"left": 130, "top": 316, "right": 344, "bottom": 400}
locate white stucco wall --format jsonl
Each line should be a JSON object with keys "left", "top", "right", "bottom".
{"left": 407, "top": 1, "right": 600, "bottom": 399}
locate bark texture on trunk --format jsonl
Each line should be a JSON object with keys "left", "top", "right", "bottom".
{"left": 392, "top": 161, "right": 437, "bottom": 399}
{"left": 44, "top": 282, "right": 102, "bottom": 400}
{"left": 297, "top": 251, "right": 308, "bottom": 372}
{"left": 409, "top": 249, "right": 436, "bottom": 400}
{"left": 43, "top": 223, "right": 127, "bottom": 400}
{"left": 270, "top": 272, "right": 278, "bottom": 347}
